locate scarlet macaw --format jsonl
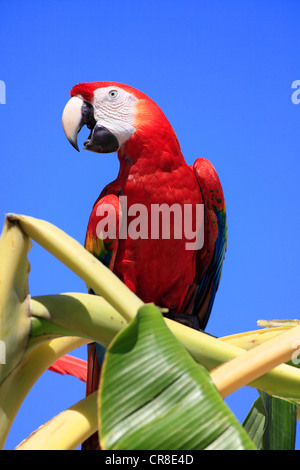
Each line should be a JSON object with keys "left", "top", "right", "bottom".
{"left": 62, "top": 82, "right": 227, "bottom": 449}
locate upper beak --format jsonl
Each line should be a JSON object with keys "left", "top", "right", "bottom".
{"left": 62, "top": 96, "right": 85, "bottom": 151}
{"left": 62, "top": 96, "right": 119, "bottom": 154}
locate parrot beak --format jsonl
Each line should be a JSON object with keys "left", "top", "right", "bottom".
{"left": 62, "top": 96, "right": 84, "bottom": 151}
{"left": 62, "top": 96, "right": 119, "bottom": 153}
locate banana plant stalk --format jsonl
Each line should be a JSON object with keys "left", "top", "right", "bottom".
{"left": 1, "top": 214, "right": 300, "bottom": 450}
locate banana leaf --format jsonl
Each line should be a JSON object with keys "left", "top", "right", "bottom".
{"left": 99, "top": 304, "right": 256, "bottom": 450}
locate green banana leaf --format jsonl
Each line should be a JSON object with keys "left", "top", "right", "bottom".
{"left": 243, "top": 395, "right": 266, "bottom": 448}
{"left": 243, "top": 392, "right": 297, "bottom": 450}
{"left": 99, "top": 303, "right": 256, "bottom": 450}
{"left": 260, "top": 391, "right": 296, "bottom": 450}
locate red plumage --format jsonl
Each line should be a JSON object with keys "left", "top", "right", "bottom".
{"left": 49, "top": 355, "right": 87, "bottom": 383}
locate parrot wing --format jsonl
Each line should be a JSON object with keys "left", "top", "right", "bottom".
{"left": 84, "top": 193, "right": 121, "bottom": 274}
{"left": 190, "top": 157, "right": 227, "bottom": 330}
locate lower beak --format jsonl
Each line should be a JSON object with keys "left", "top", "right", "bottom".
{"left": 62, "top": 96, "right": 119, "bottom": 153}
{"left": 84, "top": 125, "right": 120, "bottom": 154}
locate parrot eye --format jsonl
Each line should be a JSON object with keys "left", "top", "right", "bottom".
{"left": 108, "top": 89, "right": 119, "bottom": 99}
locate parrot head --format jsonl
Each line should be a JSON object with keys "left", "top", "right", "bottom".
{"left": 62, "top": 81, "right": 175, "bottom": 155}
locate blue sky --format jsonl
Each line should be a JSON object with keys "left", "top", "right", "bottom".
{"left": 1, "top": 0, "right": 299, "bottom": 449}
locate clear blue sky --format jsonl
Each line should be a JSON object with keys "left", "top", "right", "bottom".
{"left": 1, "top": 0, "right": 299, "bottom": 450}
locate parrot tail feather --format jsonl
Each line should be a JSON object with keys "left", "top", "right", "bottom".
{"left": 48, "top": 355, "right": 87, "bottom": 383}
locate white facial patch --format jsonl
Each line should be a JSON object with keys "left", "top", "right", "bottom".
{"left": 93, "top": 86, "right": 138, "bottom": 147}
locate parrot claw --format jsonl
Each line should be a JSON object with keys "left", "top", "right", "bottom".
{"left": 164, "top": 312, "right": 201, "bottom": 331}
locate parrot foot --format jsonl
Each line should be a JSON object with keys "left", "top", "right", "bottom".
{"left": 164, "top": 312, "right": 201, "bottom": 331}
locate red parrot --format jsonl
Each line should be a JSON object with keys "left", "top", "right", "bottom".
{"left": 62, "top": 82, "right": 227, "bottom": 449}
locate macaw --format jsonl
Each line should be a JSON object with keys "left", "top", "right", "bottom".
{"left": 62, "top": 82, "right": 227, "bottom": 449}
